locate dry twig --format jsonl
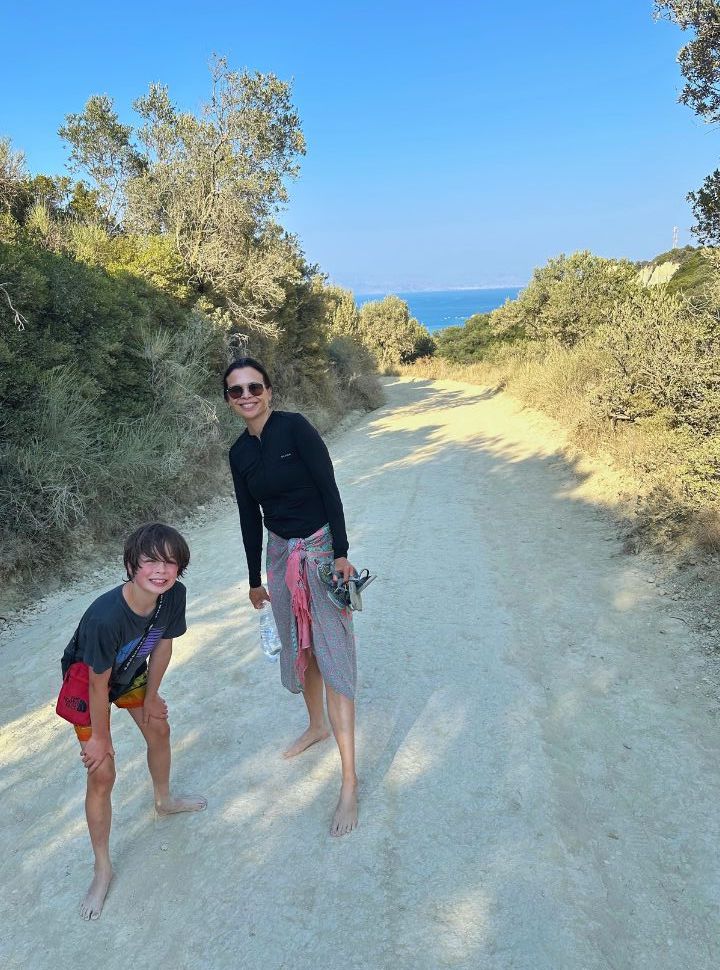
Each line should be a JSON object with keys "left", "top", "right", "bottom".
{"left": 0, "top": 282, "right": 28, "bottom": 331}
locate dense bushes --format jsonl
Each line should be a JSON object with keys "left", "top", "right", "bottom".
{"left": 594, "top": 287, "right": 720, "bottom": 434}
{"left": 491, "top": 251, "right": 638, "bottom": 347}
{"left": 0, "top": 225, "right": 223, "bottom": 582}
{"left": 416, "top": 246, "right": 720, "bottom": 550}
{"left": 326, "top": 336, "right": 385, "bottom": 413}
{"left": 321, "top": 286, "right": 434, "bottom": 372}
{"left": 433, "top": 313, "right": 496, "bottom": 362}
{"left": 0, "top": 217, "right": 382, "bottom": 598}
{"left": 0, "top": 235, "right": 192, "bottom": 423}
{"left": 356, "top": 295, "right": 435, "bottom": 369}
{"left": 0, "top": 62, "right": 383, "bottom": 601}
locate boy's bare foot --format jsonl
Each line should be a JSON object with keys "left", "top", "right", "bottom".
{"left": 282, "top": 725, "right": 330, "bottom": 759}
{"left": 155, "top": 794, "right": 207, "bottom": 815}
{"left": 80, "top": 864, "right": 113, "bottom": 920}
{"left": 330, "top": 779, "right": 358, "bottom": 837}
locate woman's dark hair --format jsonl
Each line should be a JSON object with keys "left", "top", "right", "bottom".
{"left": 124, "top": 522, "right": 191, "bottom": 579}
{"left": 222, "top": 357, "right": 273, "bottom": 399}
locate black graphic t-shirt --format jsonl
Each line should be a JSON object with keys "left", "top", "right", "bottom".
{"left": 61, "top": 582, "right": 186, "bottom": 698}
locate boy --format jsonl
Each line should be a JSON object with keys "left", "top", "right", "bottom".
{"left": 61, "top": 522, "right": 207, "bottom": 920}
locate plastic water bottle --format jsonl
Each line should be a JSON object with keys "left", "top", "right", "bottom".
{"left": 258, "top": 602, "right": 282, "bottom": 661}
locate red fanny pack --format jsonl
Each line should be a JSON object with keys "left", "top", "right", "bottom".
{"left": 56, "top": 662, "right": 91, "bottom": 726}
{"left": 57, "top": 595, "right": 163, "bottom": 728}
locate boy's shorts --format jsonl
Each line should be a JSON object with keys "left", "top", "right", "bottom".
{"left": 74, "top": 669, "right": 148, "bottom": 742}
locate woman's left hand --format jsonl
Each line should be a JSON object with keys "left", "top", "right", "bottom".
{"left": 332, "top": 557, "right": 356, "bottom": 583}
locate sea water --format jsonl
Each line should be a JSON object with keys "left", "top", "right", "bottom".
{"left": 355, "top": 287, "right": 522, "bottom": 332}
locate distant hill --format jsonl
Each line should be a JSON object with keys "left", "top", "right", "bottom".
{"left": 636, "top": 245, "right": 715, "bottom": 297}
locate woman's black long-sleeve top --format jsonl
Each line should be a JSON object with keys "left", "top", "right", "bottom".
{"left": 229, "top": 410, "right": 349, "bottom": 587}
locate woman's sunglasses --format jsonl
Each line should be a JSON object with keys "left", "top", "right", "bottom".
{"left": 226, "top": 382, "right": 266, "bottom": 400}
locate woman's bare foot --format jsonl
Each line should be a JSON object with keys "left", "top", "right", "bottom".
{"left": 80, "top": 864, "right": 113, "bottom": 920}
{"left": 282, "top": 725, "right": 330, "bottom": 759}
{"left": 331, "top": 779, "right": 358, "bottom": 837}
{"left": 155, "top": 794, "right": 208, "bottom": 815}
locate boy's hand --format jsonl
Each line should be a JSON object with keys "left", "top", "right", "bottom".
{"left": 142, "top": 694, "right": 168, "bottom": 724}
{"left": 82, "top": 737, "right": 114, "bottom": 774}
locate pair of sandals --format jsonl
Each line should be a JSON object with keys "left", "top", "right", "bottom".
{"left": 316, "top": 562, "right": 376, "bottom": 612}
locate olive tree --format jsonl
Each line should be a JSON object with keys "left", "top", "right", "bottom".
{"left": 655, "top": 1, "right": 720, "bottom": 241}
{"left": 59, "top": 57, "right": 306, "bottom": 334}
{"left": 59, "top": 95, "right": 144, "bottom": 225}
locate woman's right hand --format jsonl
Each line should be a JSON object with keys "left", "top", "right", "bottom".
{"left": 249, "top": 585, "right": 271, "bottom": 609}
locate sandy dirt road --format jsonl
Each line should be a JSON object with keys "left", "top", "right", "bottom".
{"left": 2, "top": 376, "right": 720, "bottom": 970}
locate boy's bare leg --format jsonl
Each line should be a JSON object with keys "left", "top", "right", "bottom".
{"left": 79, "top": 745, "right": 115, "bottom": 920}
{"left": 283, "top": 651, "right": 330, "bottom": 758}
{"left": 127, "top": 709, "right": 207, "bottom": 814}
{"left": 325, "top": 684, "right": 359, "bottom": 837}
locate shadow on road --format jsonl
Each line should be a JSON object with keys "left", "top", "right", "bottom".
{"left": 2, "top": 377, "right": 718, "bottom": 969}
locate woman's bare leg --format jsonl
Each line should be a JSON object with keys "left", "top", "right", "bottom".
{"left": 283, "top": 652, "right": 330, "bottom": 758}
{"left": 325, "top": 684, "right": 358, "bottom": 837}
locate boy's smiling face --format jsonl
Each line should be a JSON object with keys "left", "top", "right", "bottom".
{"left": 131, "top": 555, "right": 179, "bottom": 596}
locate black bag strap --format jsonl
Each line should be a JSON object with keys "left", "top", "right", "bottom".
{"left": 115, "top": 594, "right": 164, "bottom": 677}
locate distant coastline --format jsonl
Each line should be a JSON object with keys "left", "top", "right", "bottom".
{"left": 355, "top": 287, "right": 523, "bottom": 332}
{"left": 356, "top": 284, "right": 525, "bottom": 294}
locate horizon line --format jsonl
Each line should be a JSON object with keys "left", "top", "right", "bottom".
{"left": 349, "top": 283, "right": 527, "bottom": 296}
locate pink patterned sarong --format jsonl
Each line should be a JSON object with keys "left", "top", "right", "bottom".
{"left": 285, "top": 535, "right": 315, "bottom": 686}
{"left": 266, "top": 524, "right": 357, "bottom": 700}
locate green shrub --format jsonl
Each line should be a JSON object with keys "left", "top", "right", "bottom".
{"left": 322, "top": 283, "right": 361, "bottom": 341}
{"left": 593, "top": 287, "right": 720, "bottom": 434}
{"left": 327, "top": 335, "right": 385, "bottom": 412}
{"left": 491, "top": 251, "right": 637, "bottom": 347}
{"left": 0, "top": 317, "right": 227, "bottom": 585}
{"left": 357, "top": 295, "right": 435, "bottom": 369}
{"left": 434, "top": 313, "right": 496, "bottom": 363}
{"left": 658, "top": 248, "right": 716, "bottom": 298}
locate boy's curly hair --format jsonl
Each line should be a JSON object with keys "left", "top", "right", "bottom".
{"left": 123, "top": 522, "right": 190, "bottom": 579}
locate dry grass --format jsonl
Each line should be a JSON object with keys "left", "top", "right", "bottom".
{"left": 400, "top": 345, "right": 720, "bottom": 555}
{"left": 0, "top": 324, "right": 385, "bottom": 612}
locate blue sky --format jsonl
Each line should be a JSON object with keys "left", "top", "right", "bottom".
{"left": 2, "top": 1, "right": 715, "bottom": 291}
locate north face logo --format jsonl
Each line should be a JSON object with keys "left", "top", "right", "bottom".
{"left": 63, "top": 696, "right": 88, "bottom": 713}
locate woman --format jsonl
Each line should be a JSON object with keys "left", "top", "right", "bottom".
{"left": 225, "top": 357, "right": 360, "bottom": 837}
